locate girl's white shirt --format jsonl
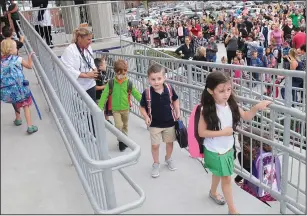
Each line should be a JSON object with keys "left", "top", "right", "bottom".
{"left": 203, "top": 103, "right": 234, "bottom": 154}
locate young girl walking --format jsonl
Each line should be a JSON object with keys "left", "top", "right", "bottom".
{"left": 198, "top": 72, "right": 271, "bottom": 214}
{"left": 1, "top": 39, "right": 38, "bottom": 134}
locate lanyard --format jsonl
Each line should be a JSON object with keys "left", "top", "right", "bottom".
{"left": 75, "top": 43, "right": 94, "bottom": 70}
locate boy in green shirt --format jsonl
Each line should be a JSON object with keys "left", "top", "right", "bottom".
{"left": 98, "top": 59, "right": 142, "bottom": 151}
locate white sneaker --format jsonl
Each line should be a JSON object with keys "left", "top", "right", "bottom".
{"left": 165, "top": 158, "right": 177, "bottom": 171}
{"left": 151, "top": 163, "right": 160, "bottom": 178}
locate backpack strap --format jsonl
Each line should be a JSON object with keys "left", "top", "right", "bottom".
{"left": 164, "top": 83, "right": 176, "bottom": 121}
{"left": 108, "top": 78, "right": 114, "bottom": 95}
{"left": 127, "top": 79, "right": 133, "bottom": 107}
{"left": 145, "top": 87, "right": 152, "bottom": 121}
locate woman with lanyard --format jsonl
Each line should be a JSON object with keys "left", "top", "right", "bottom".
{"left": 61, "top": 27, "right": 98, "bottom": 102}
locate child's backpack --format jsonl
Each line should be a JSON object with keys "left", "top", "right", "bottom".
{"left": 107, "top": 79, "right": 133, "bottom": 114}
{"left": 145, "top": 83, "right": 187, "bottom": 148}
{"left": 242, "top": 151, "right": 281, "bottom": 202}
{"left": 1, "top": 55, "right": 31, "bottom": 104}
{"left": 188, "top": 104, "right": 204, "bottom": 158}
{"left": 175, "top": 120, "right": 188, "bottom": 148}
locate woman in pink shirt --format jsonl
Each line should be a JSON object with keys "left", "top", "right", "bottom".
{"left": 270, "top": 24, "right": 284, "bottom": 47}
{"left": 270, "top": 24, "right": 284, "bottom": 63}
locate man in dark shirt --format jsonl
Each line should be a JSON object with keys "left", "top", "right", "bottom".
{"left": 244, "top": 17, "right": 253, "bottom": 34}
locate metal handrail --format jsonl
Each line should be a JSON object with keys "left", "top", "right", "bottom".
{"left": 18, "top": 12, "right": 143, "bottom": 170}
{"left": 103, "top": 52, "right": 306, "bottom": 78}
{"left": 18, "top": 11, "right": 145, "bottom": 213}
{"left": 120, "top": 39, "right": 176, "bottom": 59}
{"left": 20, "top": 1, "right": 117, "bottom": 12}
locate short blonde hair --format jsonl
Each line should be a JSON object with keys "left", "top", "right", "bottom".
{"left": 72, "top": 27, "right": 92, "bottom": 43}
{"left": 114, "top": 59, "right": 128, "bottom": 73}
{"left": 1, "top": 39, "right": 16, "bottom": 56}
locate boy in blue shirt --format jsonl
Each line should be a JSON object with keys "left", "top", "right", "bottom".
{"left": 139, "top": 64, "right": 181, "bottom": 178}
{"left": 250, "top": 51, "right": 263, "bottom": 81}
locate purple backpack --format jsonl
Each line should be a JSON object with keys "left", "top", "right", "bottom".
{"left": 244, "top": 151, "right": 281, "bottom": 198}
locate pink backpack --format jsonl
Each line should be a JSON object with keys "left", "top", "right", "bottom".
{"left": 188, "top": 104, "right": 204, "bottom": 158}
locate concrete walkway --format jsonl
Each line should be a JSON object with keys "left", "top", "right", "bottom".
{"left": 1, "top": 66, "right": 93, "bottom": 214}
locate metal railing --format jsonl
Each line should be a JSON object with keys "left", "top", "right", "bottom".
{"left": 18, "top": 10, "right": 145, "bottom": 214}
{"left": 118, "top": 39, "right": 176, "bottom": 59}
{"left": 20, "top": 1, "right": 127, "bottom": 48}
{"left": 96, "top": 52, "right": 306, "bottom": 214}
{"left": 114, "top": 40, "right": 306, "bottom": 110}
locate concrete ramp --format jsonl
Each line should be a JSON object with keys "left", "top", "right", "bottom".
{"left": 105, "top": 114, "right": 280, "bottom": 214}
{"left": 1, "top": 67, "right": 93, "bottom": 214}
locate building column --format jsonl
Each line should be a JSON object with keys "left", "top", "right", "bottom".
{"left": 60, "top": 0, "right": 81, "bottom": 34}
{"left": 88, "top": 1, "right": 116, "bottom": 39}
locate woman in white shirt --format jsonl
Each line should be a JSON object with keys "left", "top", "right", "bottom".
{"left": 61, "top": 27, "right": 99, "bottom": 101}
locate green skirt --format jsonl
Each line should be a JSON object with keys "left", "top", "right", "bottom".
{"left": 204, "top": 147, "right": 234, "bottom": 177}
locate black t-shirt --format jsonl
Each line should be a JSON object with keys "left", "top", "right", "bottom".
{"left": 283, "top": 25, "right": 293, "bottom": 39}
{"left": 140, "top": 85, "right": 178, "bottom": 128}
{"left": 193, "top": 56, "right": 208, "bottom": 71}
{"left": 148, "top": 25, "right": 152, "bottom": 34}
{"left": 95, "top": 71, "right": 107, "bottom": 100}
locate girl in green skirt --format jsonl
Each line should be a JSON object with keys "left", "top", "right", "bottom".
{"left": 198, "top": 72, "right": 272, "bottom": 214}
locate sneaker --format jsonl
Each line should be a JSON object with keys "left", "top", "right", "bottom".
{"left": 118, "top": 141, "right": 127, "bottom": 152}
{"left": 27, "top": 125, "right": 38, "bottom": 134}
{"left": 165, "top": 157, "right": 177, "bottom": 171}
{"left": 14, "top": 119, "right": 22, "bottom": 126}
{"left": 151, "top": 163, "right": 160, "bottom": 178}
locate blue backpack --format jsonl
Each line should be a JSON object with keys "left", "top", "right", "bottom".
{"left": 1, "top": 55, "right": 31, "bottom": 104}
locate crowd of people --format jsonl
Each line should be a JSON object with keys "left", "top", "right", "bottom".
{"left": 128, "top": 2, "right": 306, "bottom": 103}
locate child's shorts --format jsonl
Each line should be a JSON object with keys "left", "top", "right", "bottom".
{"left": 15, "top": 96, "right": 32, "bottom": 109}
{"left": 148, "top": 126, "right": 176, "bottom": 145}
{"left": 204, "top": 147, "right": 234, "bottom": 177}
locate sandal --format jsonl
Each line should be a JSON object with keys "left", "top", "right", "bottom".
{"left": 27, "top": 125, "right": 38, "bottom": 134}
{"left": 235, "top": 180, "right": 243, "bottom": 187}
{"left": 14, "top": 119, "right": 22, "bottom": 126}
{"left": 228, "top": 211, "right": 240, "bottom": 215}
{"left": 209, "top": 190, "right": 226, "bottom": 205}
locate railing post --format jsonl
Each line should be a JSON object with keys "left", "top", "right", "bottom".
{"left": 93, "top": 111, "right": 117, "bottom": 210}
{"left": 116, "top": 1, "right": 123, "bottom": 54}
{"left": 280, "top": 76, "right": 292, "bottom": 214}
{"left": 187, "top": 63, "right": 194, "bottom": 111}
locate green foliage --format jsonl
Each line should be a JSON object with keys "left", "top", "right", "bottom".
{"left": 134, "top": 49, "right": 181, "bottom": 59}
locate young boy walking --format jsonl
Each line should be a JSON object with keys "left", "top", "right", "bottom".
{"left": 139, "top": 64, "right": 181, "bottom": 178}
{"left": 98, "top": 59, "right": 142, "bottom": 151}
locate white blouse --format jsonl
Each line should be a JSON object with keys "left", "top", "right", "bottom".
{"left": 61, "top": 43, "right": 96, "bottom": 91}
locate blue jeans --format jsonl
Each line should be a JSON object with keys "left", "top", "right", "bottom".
{"left": 207, "top": 55, "right": 216, "bottom": 62}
